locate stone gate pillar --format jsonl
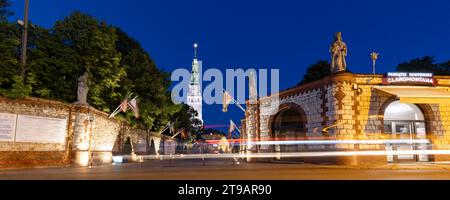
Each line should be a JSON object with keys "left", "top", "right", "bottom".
{"left": 70, "top": 104, "right": 94, "bottom": 166}
{"left": 245, "top": 103, "right": 259, "bottom": 162}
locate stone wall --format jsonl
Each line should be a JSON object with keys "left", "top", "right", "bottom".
{"left": 0, "top": 97, "right": 71, "bottom": 168}
{"left": 258, "top": 88, "right": 324, "bottom": 151}
{"left": 69, "top": 104, "right": 124, "bottom": 166}
{"left": 113, "top": 126, "right": 162, "bottom": 155}
{"left": 0, "top": 96, "right": 151, "bottom": 168}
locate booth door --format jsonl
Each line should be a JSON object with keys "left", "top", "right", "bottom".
{"left": 383, "top": 100, "right": 429, "bottom": 163}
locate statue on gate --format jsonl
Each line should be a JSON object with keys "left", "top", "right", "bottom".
{"left": 329, "top": 32, "right": 347, "bottom": 73}
{"left": 77, "top": 72, "right": 89, "bottom": 104}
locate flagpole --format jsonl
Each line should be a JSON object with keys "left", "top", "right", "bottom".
{"left": 235, "top": 126, "right": 241, "bottom": 133}
{"left": 108, "top": 92, "right": 133, "bottom": 118}
{"left": 108, "top": 107, "right": 121, "bottom": 118}
{"left": 171, "top": 129, "right": 183, "bottom": 139}
{"left": 233, "top": 99, "right": 246, "bottom": 113}
{"left": 109, "top": 107, "right": 119, "bottom": 117}
{"left": 159, "top": 122, "right": 170, "bottom": 135}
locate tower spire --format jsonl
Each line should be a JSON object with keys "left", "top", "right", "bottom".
{"left": 193, "top": 43, "right": 198, "bottom": 59}
{"left": 188, "top": 43, "right": 203, "bottom": 122}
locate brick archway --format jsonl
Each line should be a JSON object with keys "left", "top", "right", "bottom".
{"left": 267, "top": 102, "right": 308, "bottom": 159}
{"left": 378, "top": 95, "right": 400, "bottom": 121}
{"left": 379, "top": 96, "right": 434, "bottom": 136}
{"left": 268, "top": 102, "right": 307, "bottom": 138}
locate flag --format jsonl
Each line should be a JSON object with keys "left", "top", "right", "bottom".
{"left": 169, "top": 122, "right": 175, "bottom": 134}
{"left": 222, "top": 90, "right": 234, "bottom": 112}
{"left": 120, "top": 98, "right": 128, "bottom": 112}
{"left": 109, "top": 96, "right": 130, "bottom": 118}
{"left": 128, "top": 96, "right": 139, "bottom": 118}
{"left": 181, "top": 129, "right": 188, "bottom": 139}
{"left": 228, "top": 120, "right": 236, "bottom": 139}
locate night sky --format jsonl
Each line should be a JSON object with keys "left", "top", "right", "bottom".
{"left": 9, "top": 0, "right": 450, "bottom": 132}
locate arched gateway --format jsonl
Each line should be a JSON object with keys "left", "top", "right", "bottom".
{"left": 270, "top": 103, "right": 307, "bottom": 161}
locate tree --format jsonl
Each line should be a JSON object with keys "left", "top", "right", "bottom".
{"left": 396, "top": 56, "right": 450, "bottom": 75}
{"left": 437, "top": 61, "right": 450, "bottom": 75}
{"left": 396, "top": 56, "right": 436, "bottom": 73}
{"left": 51, "top": 11, "right": 125, "bottom": 111}
{"left": 0, "top": 22, "right": 20, "bottom": 91}
{"left": 170, "top": 104, "right": 203, "bottom": 136}
{"left": 0, "top": 10, "right": 197, "bottom": 133}
{"left": 0, "top": 18, "right": 34, "bottom": 98}
{"left": 114, "top": 28, "right": 180, "bottom": 130}
{"left": 0, "top": 0, "right": 13, "bottom": 22}
{"left": 298, "top": 60, "right": 331, "bottom": 85}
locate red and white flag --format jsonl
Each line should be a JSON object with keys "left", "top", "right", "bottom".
{"left": 109, "top": 95, "right": 131, "bottom": 118}
{"left": 222, "top": 90, "right": 234, "bottom": 112}
{"left": 120, "top": 99, "right": 128, "bottom": 112}
{"left": 181, "top": 129, "right": 188, "bottom": 139}
{"left": 128, "top": 97, "right": 139, "bottom": 118}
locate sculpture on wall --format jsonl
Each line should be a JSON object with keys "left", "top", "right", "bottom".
{"left": 329, "top": 32, "right": 347, "bottom": 73}
{"left": 77, "top": 72, "right": 89, "bottom": 104}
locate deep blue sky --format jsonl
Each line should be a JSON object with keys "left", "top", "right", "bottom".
{"left": 9, "top": 0, "right": 450, "bottom": 132}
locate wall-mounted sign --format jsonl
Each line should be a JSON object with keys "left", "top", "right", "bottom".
{"left": 15, "top": 115, "right": 68, "bottom": 144}
{"left": 0, "top": 113, "right": 68, "bottom": 144}
{"left": 164, "top": 140, "right": 177, "bottom": 155}
{"left": 0, "top": 113, "right": 17, "bottom": 142}
{"left": 382, "top": 72, "right": 435, "bottom": 85}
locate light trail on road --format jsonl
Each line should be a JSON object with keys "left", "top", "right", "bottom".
{"left": 111, "top": 149, "right": 450, "bottom": 161}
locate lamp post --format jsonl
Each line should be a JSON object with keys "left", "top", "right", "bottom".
{"left": 370, "top": 52, "right": 379, "bottom": 76}
{"left": 19, "top": 0, "right": 30, "bottom": 77}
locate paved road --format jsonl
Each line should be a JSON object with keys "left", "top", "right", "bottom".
{"left": 1, "top": 158, "right": 450, "bottom": 180}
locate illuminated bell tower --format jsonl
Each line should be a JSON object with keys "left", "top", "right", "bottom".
{"left": 187, "top": 43, "right": 203, "bottom": 122}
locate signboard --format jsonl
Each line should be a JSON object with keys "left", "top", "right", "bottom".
{"left": 15, "top": 115, "right": 68, "bottom": 144}
{"left": 0, "top": 113, "right": 17, "bottom": 142}
{"left": 164, "top": 140, "right": 177, "bottom": 155}
{"left": 382, "top": 72, "right": 435, "bottom": 85}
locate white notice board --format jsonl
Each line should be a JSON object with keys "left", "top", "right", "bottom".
{"left": 0, "top": 113, "right": 17, "bottom": 142}
{"left": 15, "top": 115, "right": 68, "bottom": 144}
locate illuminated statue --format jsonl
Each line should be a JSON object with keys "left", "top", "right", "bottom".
{"left": 77, "top": 72, "right": 89, "bottom": 104}
{"left": 329, "top": 32, "right": 347, "bottom": 73}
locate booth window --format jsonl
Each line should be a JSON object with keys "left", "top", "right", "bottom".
{"left": 383, "top": 100, "right": 426, "bottom": 138}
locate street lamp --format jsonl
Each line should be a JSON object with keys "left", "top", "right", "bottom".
{"left": 370, "top": 52, "right": 379, "bottom": 76}
{"left": 19, "top": 0, "right": 30, "bottom": 77}
{"left": 16, "top": 19, "right": 24, "bottom": 26}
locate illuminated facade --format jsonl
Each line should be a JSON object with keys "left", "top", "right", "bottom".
{"left": 243, "top": 72, "right": 450, "bottom": 165}
{"left": 187, "top": 49, "right": 203, "bottom": 122}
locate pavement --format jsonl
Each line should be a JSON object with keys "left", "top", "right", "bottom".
{"left": 1, "top": 158, "right": 450, "bottom": 180}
